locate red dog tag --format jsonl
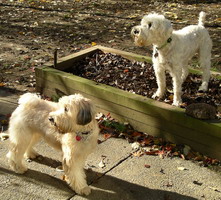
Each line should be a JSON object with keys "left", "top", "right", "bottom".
{"left": 76, "top": 135, "right": 82, "bottom": 141}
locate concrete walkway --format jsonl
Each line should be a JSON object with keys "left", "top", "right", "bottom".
{"left": 0, "top": 91, "right": 221, "bottom": 200}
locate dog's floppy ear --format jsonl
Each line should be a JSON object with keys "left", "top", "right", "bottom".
{"left": 161, "top": 18, "right": 173, "bottom": 38}
{"left": 77, "top": 100, "right": 93, "bottom": 125}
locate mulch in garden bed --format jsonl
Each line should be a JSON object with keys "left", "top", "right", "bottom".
{"left": 66, "top": 50, "right": 221, "bottom": 118}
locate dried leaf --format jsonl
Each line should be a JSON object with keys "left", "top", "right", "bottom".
{"left": 98, "top": 160, "right": 105, "bottom": 168}
{"left": 140, "top": 138, "right": 152, "bottom": 146}
{"left": 103, "top": 133, "right": 112, "bottom": 140}
{"left": 131, "top": 131, "right": 142, "bottom": 137}
{"left": 183, "top": 145, "right": 191, "bottom": 156}
{"left": 180, "top": 154, "right": 185, "bottom": 160}
{"left": 61, "top": 175, "right": 66, "bottom": 181}
{"left": 132, "top": 150, "right": 144, "bottom": 157}
{"left": 0, "top": 133, "right": 9, "bottom": 141}
{"left": 1, "top": 119, "right": 8, "bottom": 125}
{"left": 173, "top": 152, "right": 179, "bottom": 156}
{"left": 209, "top": 186, "right": 220, "bottom": 192}
{"left": 177, "top": 167, "right": 187, "bottom": 171}
{"left": 145, "top": 150, "right": 159, "bottom": 156}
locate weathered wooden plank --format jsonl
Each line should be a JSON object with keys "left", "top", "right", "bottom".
{"left": 97, "top": 45, "right": 152, "bottom": 63}
{"left": 43, "top": 45, "right": 152, "bottom": 72}
{"left": 43, "top": 46, "right": 99, "bottom": 71}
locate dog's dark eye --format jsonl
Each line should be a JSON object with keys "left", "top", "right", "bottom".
{"left": 148, "top": 22, "right": 152, "bottom": 28}
{"left": 64, "top": 107, "right": 68, "bottom": 112}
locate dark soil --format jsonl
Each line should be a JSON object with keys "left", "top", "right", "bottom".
{"left": 68, "top": 51, "right": 221, "bottom": 117}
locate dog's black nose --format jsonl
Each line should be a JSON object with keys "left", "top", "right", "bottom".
{"left": 133, "top": 29, "right": 140, "bottom": 35}
{"left": 48, "top": 117, "right": 54, "bottom": 123}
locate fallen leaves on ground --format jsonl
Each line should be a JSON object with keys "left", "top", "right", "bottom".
{"left": 97, "top": 112, "right": 221, "bottom": 168}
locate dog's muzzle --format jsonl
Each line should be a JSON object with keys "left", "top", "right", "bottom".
{"left": 133, "top": 28, "right": 140, "bottom": 35}
{"left": 131, "top": 27, "right": 140, "bottom": 38}
{"left": 49, "top": 116, "right": 57, "bottom": 127}
{"left": 81, "top": 131, "right": 90, "bottom": 135}
{"left": 49, "top": 117, "right": 54, "bottom": 123}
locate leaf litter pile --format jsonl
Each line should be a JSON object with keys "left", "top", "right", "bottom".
{"left": 69, "top": 50, "right": 221, "bottom": 119}
{"left": 96, "top": 113, "right": 220, "bottom": 169}
{"left": 66, "top": 51, "right": 221, "bottom": 168}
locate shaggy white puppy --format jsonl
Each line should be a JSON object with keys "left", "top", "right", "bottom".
{"left": 131, "top": 12, "right": 212, "bottom": 106}
{"left": 7, "top": 93, "right": 99, "bottom": 196}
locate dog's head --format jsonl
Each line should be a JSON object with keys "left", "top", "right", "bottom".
{"left": 49, "top": 94, "right": 95, "bottom": 133}
{"left": 131, "top": 13, "right": 173, "bottom": 47}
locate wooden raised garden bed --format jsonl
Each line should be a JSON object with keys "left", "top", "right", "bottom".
{"left": 35, "top": 45, "right": 221, "bottom": 160}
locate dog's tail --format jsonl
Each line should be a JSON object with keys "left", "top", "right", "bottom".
{"left": 198, "top": 11, "right": 206, "bottom": 26}
{"left": 18, "top": 93, "right": 41, "bottom": 106}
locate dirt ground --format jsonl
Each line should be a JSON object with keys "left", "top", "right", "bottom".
{"left": 0, "top": 0, "right": 221, "bottom": 94}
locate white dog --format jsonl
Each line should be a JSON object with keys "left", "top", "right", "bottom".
{"left": 131, "top": 12, "right": 212, "bottom": 106}
{"left": 7, "top": 93, "right": 99, "bottom": 195}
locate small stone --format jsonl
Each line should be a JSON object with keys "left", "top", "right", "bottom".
{"left": 131, "top": 142, "right": 140, "bottom": 150}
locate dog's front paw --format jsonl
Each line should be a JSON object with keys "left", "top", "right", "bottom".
{"left": 152, "top": 91, "right": 163, "bottom": 99}
{"left": 11, "top": 163, "right": 28, "bottom": 174}
{"left": 16, "top": 165, "right": 28, "bottom": 174}
{"left": 172, "top": 100, "right": 182, "bottom": 107}
{"left": 81, "top": 186, "right": 91, "bottom": 196}
{"left": 198, "top": 82, "right": 208, "bottom": 92}
{"left": 7, "top": 152, "right": 28, "bottom": 174}
{"left": 76, "top": 186, "right": 91, "bottom": 196}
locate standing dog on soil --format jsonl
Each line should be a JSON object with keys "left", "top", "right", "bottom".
{"left": 7, "top": 93, "right": 99, "bottom": 196}
{"left": 131, "top": 12, "right": 212, "bottom": 106}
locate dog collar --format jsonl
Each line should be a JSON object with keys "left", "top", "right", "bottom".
{"left": 156, "top": 37, "right": 172, "bottom": 50}
{"left": 76, "top": 131, "right": 90, "bottom": 141}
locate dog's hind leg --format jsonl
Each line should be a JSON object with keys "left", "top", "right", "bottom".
{"left": 24, "top": 134, "right": 41, "bottom": 159}
{"left": 181, "top": 66, "right": 189, "bottom": 82}
{"left": 7, "top": 128, "right": 33, "bottom": 174}
{"left": 198, "top": 40, "right": 212, "bottom": 91}
{"left": 171, "top": 70, "right": 183, "bottom": 106}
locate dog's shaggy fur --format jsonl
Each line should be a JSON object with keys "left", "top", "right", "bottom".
{"left": 7, "top": 93, "right": 99, "bottom": 195}
{"left": 131, "top": 12, "right": 212, "bottom": 106}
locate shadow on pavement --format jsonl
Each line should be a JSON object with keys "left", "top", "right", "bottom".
{"left": 0, "top": 164, "right": 197, "bottom": 200}
{"left": 0, "top": 166, "right": 72, "bottom": 193}
{"left": 32, "top": 155, "right": 62, "bottom": 169}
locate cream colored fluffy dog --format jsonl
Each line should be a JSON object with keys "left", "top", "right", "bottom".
{"left": 7, "top": 93, "right": 99, "bottom": 196}
{"left": 131, "top": 12, "right": 212, "bottom": 106}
